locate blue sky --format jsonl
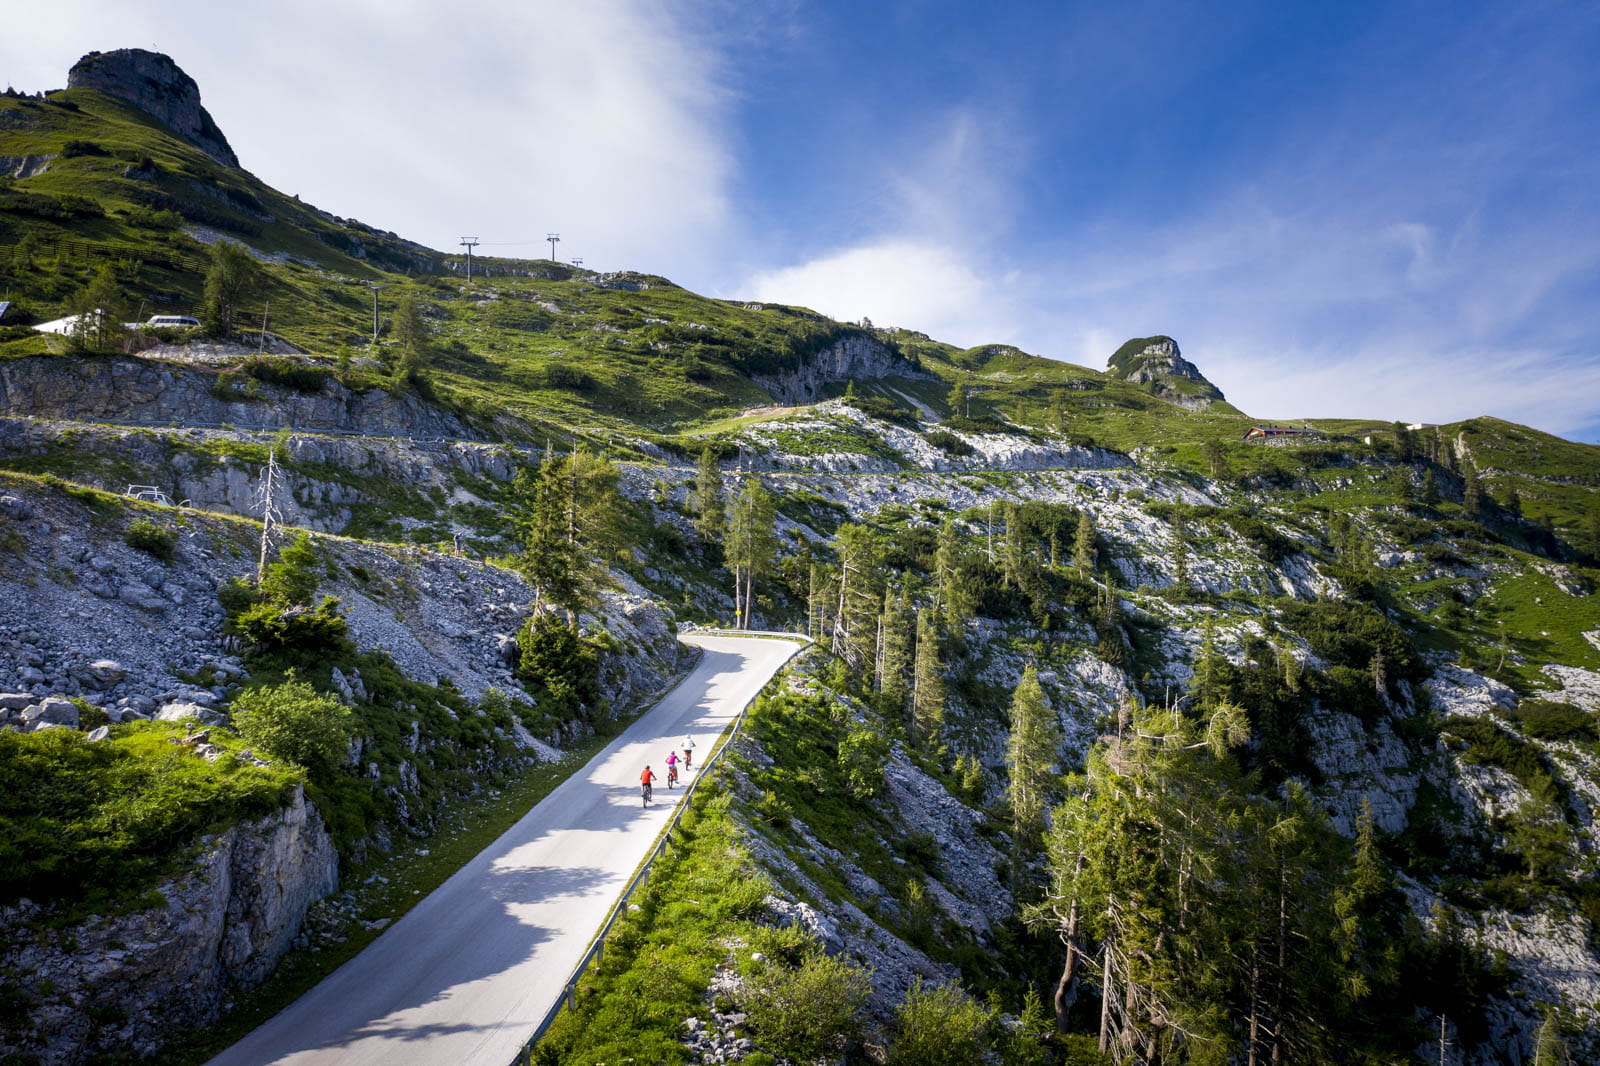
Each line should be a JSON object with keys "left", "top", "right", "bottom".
{"left": 7, "top": 1, "right": 1600, "bottom": 441}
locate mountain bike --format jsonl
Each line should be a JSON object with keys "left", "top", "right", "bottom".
{"left": 668, "top": 764, "right": 679, "bottom": 789}
{"left": 641, "top": 781, "right": 653, "bottom": 806}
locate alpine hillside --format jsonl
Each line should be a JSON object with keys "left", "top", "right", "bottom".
{"left": 2, "top": 50, "right": 1599, "bottom": 1066}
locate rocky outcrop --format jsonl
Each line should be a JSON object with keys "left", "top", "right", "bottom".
{"left": 751, "top": 334, "right": 936, "bottom": 405}
{"left": 0, "top": 786, "right": 336, "bottom": 1065}
{"left": 1, "top": 153, "right": 54, "bottom": 179}
{"left": 0, "top": 417, "right": 522, "bottom": 534}
{"left": 67, "top": 49, "right": 239, "bottom": 168}
{"left": 0, "top": 355, "right": 474, "bottom": 439}
{"left": 1106, "top": 336, "right": 1228, "bottom": 410}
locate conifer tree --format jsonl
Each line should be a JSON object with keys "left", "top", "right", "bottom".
{"left": 933, "top": 518, "right": 975, "bottom": 630}
{"left": 1072, "top": 510, "right": 1096, "bottom": 574}
{"left": 1462, "top": 463, "right": 1482, "bottom": 519}
{"left": 690, "top": 446, "right": 726, "bottom": 548}
{"left": 1006, "top": 667, "right": 1060, "bottom": 846}
{"left": 1422, "top": 468, "right": 1442, "bottom": 507}
{"left": 911, "top": 609, "right": 945, "bottom": 748}
{"left": 726, "top": 477, "right": 779, "bottom": 629}
{"left": 390, "top": 292, "right": 430, "bottom": 386}
{"left": 201, "top": 240, "right": 262, "bottom": 335}
{"left": 830, "top": 523, "right": 882, "bottom": 665}
{"left": 878, "top": 583, "right": 913, "bottom": 711}
{"left": 70, "top": 265, "right": 127, "bottom": 352}
{"left": 948, "top": 381, "right": 969, "bottom": 419}
{"left": 1586, "top": 496, "right": 1600, "bottom": 564}
{"left": 517, "top": 448, "right": 622, "bottom": 622}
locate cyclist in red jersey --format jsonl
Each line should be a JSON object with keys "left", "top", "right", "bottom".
{"left": 640, "top": 765, "right": 656, "bottom": 806}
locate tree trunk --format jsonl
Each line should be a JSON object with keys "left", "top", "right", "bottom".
{"left": 1054, "top": 886, "right": 1083, "bottom": 1033}
{"left": 1099, "top": 937, "right": 1113, "bottom": 1055}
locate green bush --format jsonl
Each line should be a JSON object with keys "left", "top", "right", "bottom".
{"left": 1506, "top": 700, "right": 1596, "bottom": 741}
{"left": 515, "top": 614, "right": 602, "bottom": 716}
{"left": 243, "top": 356, "right": 329, "bottom": 394}
{"left": 1441, "top": 717, "right": 1560, "bottom": 805}
{"left": 123, "top": 519, "right": 176, "bottom": 562}
{"left": 545, "top": 363, "right": 597, "bottom": 390}
{"left": 230, "top": 675, "right": 354, "bottom": 771}
{"left": 230, "top": 597, "right": 350, "bottom": 654}
{"left": 888, "top": 978, "right": 997, "bottom": 1066}
{"left": 838, "top": 721, "right": 890, "bottom": 799}
{"left": 923, "top": 428, "right": 975, "bottom": 456}
{"left": 742, "top": 953, "right": 872, "bottom": 1062}
{"left": 844, "top": 393, "right": 919, "bottom": 427}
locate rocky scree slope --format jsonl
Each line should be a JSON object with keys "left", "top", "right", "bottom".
{"left": 0, "top": 476, "right": 688, "bottom": 1064}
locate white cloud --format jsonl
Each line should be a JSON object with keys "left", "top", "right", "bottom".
{"left": 2, "top": 1, "right": 736, "bottom": 274}
{"left": 746, "top": 239, "right": 1020, "bottom": 345}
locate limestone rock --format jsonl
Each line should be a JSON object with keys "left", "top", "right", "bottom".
{"left": 67, "top": 49, "right": 240, "bottom": 168}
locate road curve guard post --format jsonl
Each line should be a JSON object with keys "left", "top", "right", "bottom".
{"left": 509, "top": 630, "right": 809, "bottom": 1064}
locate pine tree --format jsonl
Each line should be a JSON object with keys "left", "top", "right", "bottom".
{"left": 830, "top": 523, "right": 882, "bottom": 665}
{"left": 1462, "top": 463, "right": 1482, "bottom": 519}
{"left": 878, "top": 584, "right": 913, "bottom": 711}
{"left": 1422, "top": 468, "right": 1442, "bottom": 507}
{"left": 1202, "top": 438, "right": 1228, "bottom": 478}
{"left": 391, "top": 292, "right": 430, "bottom": 383}
{"left": 1006, "top": 667, "right": 1060, "bottom": 846}
{"left": 690, "top": 446, "right": 726, "bottom": 548}
{"left": 934, "top": 517, "right": 975, "bottom": 630}
{"left": 911, "top": 609, "right": 945, "bottom": 748}
{"left": 1072, "top": 510, "right": 1096, "bottom": 574}
{"left": 948, "top": 381, "right": 969, "bottom": 419}
{"left": 201, "top": 240, "right": 262, "bottom": 335}
{"left": 727, "top": 477, "right": 779, "bottom": 629}
{"left": 69, "top": 265, "right": 127, "bottom": 352}
{"left": 390, "top": 292, "right": 430, "bottom": 386}
{"left": 516, "top": 448, "right": 622, "bottom": 622}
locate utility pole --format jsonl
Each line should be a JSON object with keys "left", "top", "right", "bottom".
{"left": 366, "top": 284, "right": 385, "bottom": 344}
{"left": 459, "top": 237, "right": 479, "bottom": 283}
{"left": 546, "top": 233, "right": 560, "bottom": 261}
{"left": 258, "top": 299, "right": 269, "bottom": 354}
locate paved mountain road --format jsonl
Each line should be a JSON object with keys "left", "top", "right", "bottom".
{"left": 207, "top": 632, "right": 804, "bottom": 1066}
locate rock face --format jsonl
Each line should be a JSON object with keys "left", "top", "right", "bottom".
{"left": 1106, "top": 335, "right": 1228, "bottom": 410}
{"left": 67, "top": 49, "right": 240, "bottom": 168}
{"left": 751, "top": 334, "right": 936, "bottom": 405}
{"left": 0, "top": 355, "right": 473, "bottom": 439}
{"left": 0, "top": 786, "right": 337, "bottom": 1065}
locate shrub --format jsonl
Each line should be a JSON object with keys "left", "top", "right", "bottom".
{"left": 923, "top": 428, "right": 975, "bottom": 456}
{"left": 230, "top": 675, "right": 353, "bottom": 771}
{"left": 123, "top": 518, "right": 176, "bottom": 561}
{"left": 888, "top": 979, "right": 997, "bottom": 1066}
{"left": 515, "top": 614, "right": 601, "bottom": 716}
{"left": 258, "top": 532, "right": 323, "bottom": 606}
{"left": 838, "top": 721, "right": 890, "bottom": 799}
{"left": 243, "top": 356, "right": 328, "bottom": 394}
{"left": 545, "top": 363, "right": 597, "bottom": 391}
{"left": 844, "top": 393, "right": 919, "bottom": 427}
{"left": 230, "top": 597, "right": 350, "bottom": 653}
{"left": 1506, "top": 700, "right": 1596, "bottom": 742}
{"left": 742, "top": 953, "right": 872, "bottom": 1062}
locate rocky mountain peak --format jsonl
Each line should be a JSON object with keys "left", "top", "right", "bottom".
{"left": 1106, "top": 335, "right": 1228, "bottom": 410}
{"left": 67, "top": 49, "right": 239, "bottom": 169}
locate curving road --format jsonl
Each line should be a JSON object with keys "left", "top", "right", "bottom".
{"left": 207, "top": 632, "right": 804, "bottom": 1066}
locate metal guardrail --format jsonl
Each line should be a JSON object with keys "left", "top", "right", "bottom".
{"left": 507, "top": 631, "right": 810, "bottom": 1066}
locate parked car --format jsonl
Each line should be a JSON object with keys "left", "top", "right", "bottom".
{"left": 146, "top": 314, "right": 200, "bottom": 328}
